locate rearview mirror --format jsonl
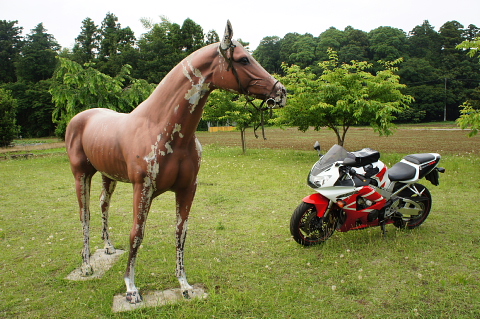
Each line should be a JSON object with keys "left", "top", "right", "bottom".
{"left": 313, "top": 141, "right": 322, "bottom": 156}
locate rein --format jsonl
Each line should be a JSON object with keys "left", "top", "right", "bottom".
{"left": 220, "top": 44, "right": 279, "bottom": 139}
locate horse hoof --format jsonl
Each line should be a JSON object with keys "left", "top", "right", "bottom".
{"left": 80, "top": 264, "right": 94, "bottom": 276}
{"left": 126, "top": 291, "right": 142, "bottom": 304}
{"left": 104, "top": 246, "right": 116, "bottom": 255}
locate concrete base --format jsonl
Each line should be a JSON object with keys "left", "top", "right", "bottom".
{"left": 65, "top": 249, "right": 126, "bottom": 281}
{"left": 112, "top": 285, "right": 208, "bottom": 312}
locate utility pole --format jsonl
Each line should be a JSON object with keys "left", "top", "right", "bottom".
{"left": 444, "top": 78, "right": 447, "bottom": 121}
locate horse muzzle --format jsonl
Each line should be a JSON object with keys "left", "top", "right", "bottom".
{"left": 266, "top": 83, "right": 287, "bottom": 108}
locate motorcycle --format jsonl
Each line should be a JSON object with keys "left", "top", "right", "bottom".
{"left": 290, "top": 142, "right": 445, "bottom": 246}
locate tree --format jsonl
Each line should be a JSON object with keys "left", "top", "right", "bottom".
{"left": 0, "top": 20, "right": 23, "bottom": 83}
{"left": 397, "top": 57, "right": 443, "bottom": 122}
{"left": 97, "top": 13, "right": 137, "bottom": 76}
{"left": 71, "top": 18, "right": 100, "bottom": 64}
{"left": 6, "top": 23, "right": 59, "bottom": 137}
{"left": 2, "top": 79, "right": 56, "bottom": 137}
{"left": 253, "top": 36, "right": 282, "bottom": 74}
{"left": 368, "top": 26, "right": 408, "bottom": 62}
{"left": 463, "top": 24, "right": 480, "bottom": 41}
{"left": 205, "top": 30, "right": 220, "bottom": 45}
{"left": 316, "top": 27, "right": 346, "bottom": 62}
{"left": 180, "top": 18, "right": 204, "bottom": 52}
{"left": 275, "top": 50, "right": 413, "bottom": 146}
{"left": 15, "top": 23, "right": 59, "bottom": 82}
{"left": 279, "top": 32, "right": 303, "bottom": 67}
{"left": 50, "top": 57, "right": 156, "bottom": 138}
{"left": 440, "top": 21, "right": 465, "bottom": 54}
{"left": 339, "top": 26, "right": 370, "bottom": 63}
{"left": 438, "top": 21, "right": 480, "bottom": 120}
{"left": 407, "top": 20, "right": 442, "bottom": 61}
{"left": 204, "top": 90, "right": 267, "bottom": 154}
{"left": 398, "top": 21, "right": 445, "bottom": 121}
{"left": 456, "top": 90, "right": 480, "bottom": 137}
{"left": 456, "top": 37, "right": 480, "bottom": 136}
{"left": 98, "top": 13, "right": 134, "bottom": 59}
{"left": 289, "top": 33, "right": 318, "bottom": 68}
{"left": 0, "top": 88, "right": 20, "bottom": 146}
{"left": 457, "top": 36, "right": 480, "bottom": 60}
{"left": 136, "top": 17, "right": 186, "bottom": 83}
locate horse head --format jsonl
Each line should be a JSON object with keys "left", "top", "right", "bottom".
{"left": 213, "top": 20, "right": 287, "bottom": 108}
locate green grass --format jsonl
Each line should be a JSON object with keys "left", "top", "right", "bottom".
{"left": 1, "top": 147, "right": 479, "bottom": 318}
{"left": 11, "top": 137, "right": 60, "bottom": 145}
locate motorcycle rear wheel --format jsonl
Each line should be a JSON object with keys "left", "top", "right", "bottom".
{"left": 393, "top": 183, "right": 432, "bottom": 229}
{"left": 290, "top": 202, "right": 338, "bottom": 246}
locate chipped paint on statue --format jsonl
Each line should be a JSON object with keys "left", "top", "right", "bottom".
{"left": 183, "top": 59, "right": 210, "bottom": 113}
{"left": 100, "top": 177, "right": 117, "bottom": 254}
{"left": 65, "top": 20, "right": 286, "bottom": 305}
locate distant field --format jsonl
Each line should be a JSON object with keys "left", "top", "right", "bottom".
{"left": 196, "top": 125, "right": 478, "bottom": 155}
{"left": 2, "top": 123, "right": 476, "bottom": 156}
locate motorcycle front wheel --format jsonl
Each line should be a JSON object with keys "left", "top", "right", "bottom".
{"left": 393, "top": 183, "right": 432, "bottom": 229}
{"left": 290, "top": 202, "right": 338, "bottom": 246}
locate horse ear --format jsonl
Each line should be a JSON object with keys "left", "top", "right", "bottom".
{"left": 220, "top": 20, "right": 233, "bottom": 50}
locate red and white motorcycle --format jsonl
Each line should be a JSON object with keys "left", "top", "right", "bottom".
{"left": 290, "top": 142, "right": 445, "bottom": 246}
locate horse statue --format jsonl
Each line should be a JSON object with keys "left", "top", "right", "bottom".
{"left": 65, "top": 20, "right": 286, "bottom": 304}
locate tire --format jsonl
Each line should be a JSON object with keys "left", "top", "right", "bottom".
{"left": 290, "top": 202, "right": 338, "bottom": 246}
{"left": 393, "top": 183, "right": 432, "bottom": 229}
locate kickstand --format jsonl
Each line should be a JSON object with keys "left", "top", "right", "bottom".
{"left": 380, "top": 221, "right": 387, "bottom": 238}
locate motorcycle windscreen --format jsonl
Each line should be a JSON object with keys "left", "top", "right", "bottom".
{"left": 311, "top": 144, "right": 353, "bottom": 176}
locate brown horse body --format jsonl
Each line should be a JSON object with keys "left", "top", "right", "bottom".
{"left": 65, "top": 21, "right": 286, "bottom": 303}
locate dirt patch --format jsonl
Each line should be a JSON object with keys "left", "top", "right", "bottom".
{"left": 0, "top": 142, "right": 65, "bottom": 154}
{"left": 196, "top": 127, "right": 479, "bottom": 155}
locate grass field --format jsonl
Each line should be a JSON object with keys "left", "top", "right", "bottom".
{"left": 1, "top": 125, "right": 479, "bottom": 318}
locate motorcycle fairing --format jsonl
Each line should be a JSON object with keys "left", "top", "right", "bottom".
{"left": 335, "top": 175, "right": 370, "bottom": 187}
{"left": 335, "top": 186, "right": 387, "bottom": 231}
{"left": 302, "top": 193, "right": 330, "bottom": 217}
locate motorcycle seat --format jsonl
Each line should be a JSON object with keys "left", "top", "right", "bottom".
{"left": 404, "top": 153, "right": 437, "bottom": 165}
{"left": 388, "top": 162, "right": 416, "bottom": 181}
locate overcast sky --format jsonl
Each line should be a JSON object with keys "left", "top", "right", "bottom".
{"left": 3, "top": 0, "right": 480, "bottom": 50}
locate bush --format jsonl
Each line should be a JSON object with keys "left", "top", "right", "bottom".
{"left": 0, "top": 88, "right": 20, "bottom": 147}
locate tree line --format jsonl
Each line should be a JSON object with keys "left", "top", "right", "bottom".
{"left": 0, "top": 15, "right": 479, "bottom": 146}
{"left": 254, "top": 20, "right": 480, "bottom": 123}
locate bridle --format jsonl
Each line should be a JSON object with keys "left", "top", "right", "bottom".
{"left": 219, "top": 43, "right": 281, "bottom": 139}
{"left": 219, "top": 43, "right": 281, "bottom": 110}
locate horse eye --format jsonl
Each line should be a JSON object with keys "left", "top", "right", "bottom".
{"left": 238, "top": 57, "right": 250, "bottom": 65}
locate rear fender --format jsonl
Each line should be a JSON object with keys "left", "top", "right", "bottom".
{"left": 303, "top": 193, "right": 330, "bottom": 217}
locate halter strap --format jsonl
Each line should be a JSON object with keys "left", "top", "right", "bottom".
{"left": 220, "top": 43, "right": 249, "bottom": 96}
{"left": 219, "top": 43, "right": 279, "bottom": 139}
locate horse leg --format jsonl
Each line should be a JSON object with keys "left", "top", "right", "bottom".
{"left": 254, "top": 122, "right": 260, "bottom": 139}
{"left": 100, "top": 174, "right": 117, "bottom": 254}
{"left": 124, "top": 182, "right": 153, "bottom": 304}
{"left": 175, "top": 185, "right": 197, "bottom": 298}
{"left": 261, "top": 111, "right": 267, "bottom": 140}
{"left": 74, "top": 172, "right": 94, "bottom": 276}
